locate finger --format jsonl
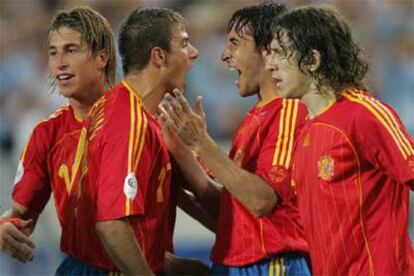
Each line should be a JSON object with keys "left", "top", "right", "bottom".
{"left": 194, "top": 96, "right": 205, "bottom": 118}
{"left": 158, "top": 103, "right": 180, "bottom": 133}
{"left": 162, "top": 98, "right": 184, "bottom": 130}
{"left": 4, "top": 234, "right": 33, "bottom": 262}
{"left": 20, "top": 219, "right": 34, "bottom": 236}
{"left": 173, "top": 89, "right": 192, "bottom": 114}
{"left": 165, "top": 94, "right": 184, "bottom": 120}
{"left": 5, "top": 224, "right": 36, "bottom": 249}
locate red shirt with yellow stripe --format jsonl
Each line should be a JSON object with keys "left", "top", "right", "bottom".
{"left": 292, "top": 88, "right": 414, "bottom": 275}
{"left": 211, "top": 97, "right": 309, "bottom": 266}
{"left": 69, "top": 81, "right": 172, "bottom": 272}
{"left": 12, "top": 104, "right": 85, "bottom": 236}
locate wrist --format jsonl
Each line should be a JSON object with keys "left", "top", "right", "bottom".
{"left": 0, "top": 218, "right": 24, "bottom": 228}
{"left": 194, "top": 133, "right": 215, "bottom": 155}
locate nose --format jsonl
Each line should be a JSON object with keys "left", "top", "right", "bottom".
{"left": 55, "top": 51, "right": 68, "bottom": 70}
{"left": 264, "top": 52, "right": 277, "bottom": 72}
{"left": 189, "top": 43, "right": 199, "bottom": 60}
{"left": 220, "top": 46, "right": 230, "bottom": 62}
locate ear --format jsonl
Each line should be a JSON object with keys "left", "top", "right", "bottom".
{"left": 150, "top": 46, "right": 168, "bottom": 68}
{"left": 95, "top": 49, "right": 109, "bottom": 70}
{"left": 307, "top": 49, "right": 321, "bottom": 72}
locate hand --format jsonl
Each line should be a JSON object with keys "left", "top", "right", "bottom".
{"left": 158, "top": 89, "right": 207, "bottom": 151}
{"left": 0, "top": 218, "right": 35, "bottom": 262}
{"left": 164, "top": 252, "right": 210, "bottom": 275}
{"left": 157, "top": 104, "right": 190, "bottom": 158}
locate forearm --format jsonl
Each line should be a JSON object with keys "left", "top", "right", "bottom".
{"left": 95, "top": 219, "right": 154, "bottom": 275}
{"left": 177, "top": 188, "right": 216, "bottom": 232}
{"left": 196, "top": 135, "right": 277, "bottom": 217}
{"left": 171, "top": 148, "right": 221, "bottom": 219}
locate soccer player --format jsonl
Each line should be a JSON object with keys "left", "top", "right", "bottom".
{"left": 0, "top": 5, "right": 116, "bottom": 269}
{"left": 158, "top": 3, "right": 310, "bottom": 275}
{"left": 265, "top": 5, "right": 414, "bottom": 275}
{"left": 70, "top": 7, "right": 201, "bottom": 274}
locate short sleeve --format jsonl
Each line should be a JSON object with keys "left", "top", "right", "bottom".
{"left": 355, "top": 102, "right": 414, "bottom": 187}
{"left": 12, "top": 124, "right": 51, "bottom": 213}
{"left": 256, "top": 100, "right": 307, "bottom": 202}
{"left": 93, "top": 92, "right": 148, "bottom": 221}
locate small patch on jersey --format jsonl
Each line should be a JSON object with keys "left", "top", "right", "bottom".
{"left": 318, "top": 155, "right": 335, "bottom": 181}
{"left": 124, "top": 172, "right": 138, "bottom": 199}
{"left": 302, "top": 133, "right": 311, "bottom": 148}
{"left": 13, "top": 161, "right": 24, "bottom": 185}
{"left": 268, "top": 166, "right": 286, "bottom": 183}
{"left": 233, "top": 148, "right": 245, "bottom": 167}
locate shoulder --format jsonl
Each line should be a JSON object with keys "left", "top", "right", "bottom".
{"left": 341, "top": 88, "right": 401, "bottom": 128}
{"left": 88, "top": 83, "right": 146, "bottom": 141}
{"left": 31, "top": 105, "right": 74, "bottom": 139}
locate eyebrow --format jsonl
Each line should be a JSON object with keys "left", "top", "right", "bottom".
{"left": 48, "top": 43, "right": 80, "bottom": 50}
{"left": 229, "top": 37, "right": 239, "bottom": 43}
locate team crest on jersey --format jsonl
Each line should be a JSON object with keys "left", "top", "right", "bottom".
{"left": 13, "top": 161, "right": 24, "bottom": 185}
{"left": 318, "top": 155, "right": 335, "bottom": 181}
{"left": 268, "top": 166, "right": 286, "bottom": 183}
{"left": 124, "top": 172, "right": 138, "bottom": 199}
{"left": 302, "top": 133, "right": 311, "bottom": 148}
{"left": 233, "top": 148, "right": 245, "bottom": 167}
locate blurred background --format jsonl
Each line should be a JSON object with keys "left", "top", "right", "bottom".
{"left": 1, "top": 0, "right": 413, "bottom": 274}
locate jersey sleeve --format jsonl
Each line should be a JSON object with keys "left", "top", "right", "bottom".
{"left": 12, "top": 123, "right": 52, "bottom": 213}
{"left": 93, "top": 92, "right": 148, "bottom": 221}
{"left": 355, "top": 101, "right": 414, "bottom": 188}
{"left": 255, "top": 99, "right": 307, "bottom": 202}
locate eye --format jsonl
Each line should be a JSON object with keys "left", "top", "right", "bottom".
{"left": 48, "top": 50, "right": 57, "bottom": 56}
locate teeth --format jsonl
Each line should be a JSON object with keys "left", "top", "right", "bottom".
{"left": 57, "top": 74, "right": 73, "bottom": 80}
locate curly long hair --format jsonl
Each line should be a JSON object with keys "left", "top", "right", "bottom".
{"left": 274, "top": 5, "right": 368, "bottom": 94}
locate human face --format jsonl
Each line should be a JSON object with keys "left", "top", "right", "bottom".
{"left": 48, "top": 27, "right": 106, "bottom": 102}
{"left": 165, "top": 25, "right": 198, "bottom": 91}
{"left": 221, "top": 26, "right": 267, "bottom": 97}
{"left": 265, "top": 36, "right": 313, "bottom": 99}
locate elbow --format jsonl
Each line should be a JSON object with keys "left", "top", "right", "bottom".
{"left": 250, "top": 194, "right": 278, "bottom": 218}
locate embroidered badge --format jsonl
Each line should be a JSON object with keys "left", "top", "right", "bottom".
{"left": 124, "top": 172, "right": 138, "bottom": 199}
{"left": 233, "top": 148, "right": 245, "bottom": 167}
{"left": 302, "top": 133, "right": 311, "bottom": 148}
{"left": 318, "top": 155, "right": 335, "bottom": 181}
{"left": 13, "top": 161, "right": 24, "bottom": 185}
{"left": 268, "top": 166, "right": 286, "bottom": 183}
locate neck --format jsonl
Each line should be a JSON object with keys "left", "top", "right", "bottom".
{"left": 124, "top": 70, "right": 168, "bottom": 114}
{"left": 301, "top": 85, "right": 337, "bottom": 118}
{"left": 69, "top": 81, "right": 105, "bottom": 120}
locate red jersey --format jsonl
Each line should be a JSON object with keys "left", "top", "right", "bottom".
{"left": 292, "top": 88, "right": 414, "bottom": 275}
{"left": 211, "top": 98, "right": 309, "bottom": 266}
{"left": 12, "top": 105, "right": 84, "bottom": 231}
{"left": 64, "top": 81, "right": 172, "bottom": 272}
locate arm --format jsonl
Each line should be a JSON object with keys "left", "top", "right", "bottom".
{"left": 177, "top": 187, "right": 216, "bottom": 233}
{"left": 95, "top": 219, "right": 153, "bottom": 275}
{"left": 159, "top": 91, "right": 276, "bottom": 217}
{"left": 158, "top": 113, "right": 221, "bottom": 220}
{"left": 0, "top": 202, "right": 37, "bottom": 262}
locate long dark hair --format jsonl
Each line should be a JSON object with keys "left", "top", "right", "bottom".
{"left": 227, "top": 1, "right": 287, "bottom": 52}
{"left": 274, "top": 5, "right": 368, "bottom": 94}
